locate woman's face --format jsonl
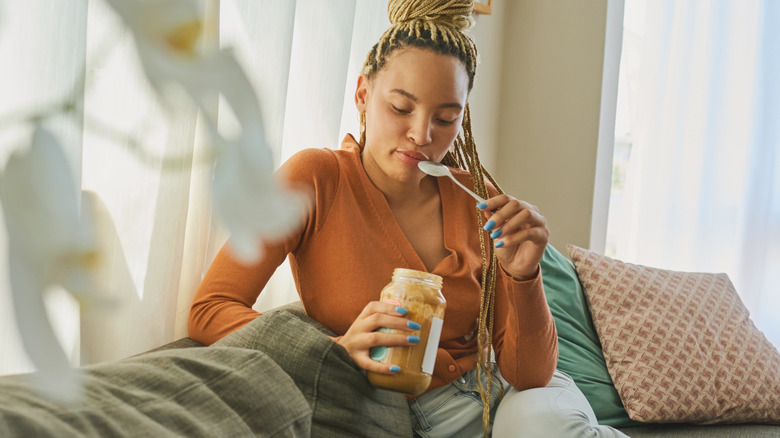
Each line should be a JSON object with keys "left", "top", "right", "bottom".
{"left": 356, "top": 47, "right": 469, "bottom": 186}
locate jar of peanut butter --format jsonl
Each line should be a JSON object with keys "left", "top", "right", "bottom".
{"left": 367, "top": 268, "right": 446, "bottom": 396}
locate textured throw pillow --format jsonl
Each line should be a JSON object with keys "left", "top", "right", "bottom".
{"left": 567, "top": 244, "right": 780, "bottom": 424}
{"left": 540, "top": 245, "right": 637, "bottom": 427}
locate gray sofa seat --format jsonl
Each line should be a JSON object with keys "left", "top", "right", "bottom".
{"left": 618, "top": 423, "right": 780, "bottom": 437}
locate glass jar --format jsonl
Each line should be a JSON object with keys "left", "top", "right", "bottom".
{"left": 366, "top": 268, "right": 447, "bottom": 396}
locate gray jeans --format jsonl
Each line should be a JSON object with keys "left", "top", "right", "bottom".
{"left": 409, "top": 368, "right": 629, "bottom": 438}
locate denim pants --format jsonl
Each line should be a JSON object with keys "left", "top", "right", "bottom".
{"left": 408, "top": 368, "right": 629, "bottom": 438}
{"left": 407, "top": 365, "right": 504, "bottom": 437}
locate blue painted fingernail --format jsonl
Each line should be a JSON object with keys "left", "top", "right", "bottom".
{"left": 407, "top": 321, "right": 421, "bottom": 330}
{"left": 395, "top": 306, "right": 408, "bottom": 315}
{"left": 477, "top": 202, "right": 488, "bottom": 209}
{"left": 390, "top": 366, "right": 401, "bottom": 373}
{"left": 490, "top": 229, "right": 503, "bottom": 239}
{"left": 407, "top": 335, "right": 420, "bottom": 344}
{"left": 483, "top": 220, "right": 495, "bottom": 231}
{"left": 495, "top": 241, "right": 504, "bottom": 248}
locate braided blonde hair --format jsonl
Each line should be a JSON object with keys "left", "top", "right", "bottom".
{"left": 359, "top": 1, "right": 504, "bottom": 435}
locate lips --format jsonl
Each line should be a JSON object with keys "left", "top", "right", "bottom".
{"left": 396, "top": 150, "right": 429, "bottom": 162}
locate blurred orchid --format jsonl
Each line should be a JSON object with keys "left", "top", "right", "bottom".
{"left": 204, "top": 56, "right": 309, "bottom": 263}
{"left": 0, "top": 127, "right": 104, "bottom": 401}
{"left": 103, "top": 0, "right": 307, "bottom": 262}
{"left": 102, "top": 0, "right": 208, "bottom": 107}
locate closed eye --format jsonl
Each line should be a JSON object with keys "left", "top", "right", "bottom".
{"left": 392, "top": 105, "right": 410, "bottom": 114}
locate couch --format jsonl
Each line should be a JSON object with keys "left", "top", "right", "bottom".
{"left": 0, "top": 245, "right": 778, "bottom": 437}
{"left": 153, "top": 303, "right": 780, "bottom": 438}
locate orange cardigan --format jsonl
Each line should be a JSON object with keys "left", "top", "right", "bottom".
{"left": 188, "top": 135, "right": 557, "bottom": 393}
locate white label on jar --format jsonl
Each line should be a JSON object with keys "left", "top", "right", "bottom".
{"left": 421, "top": 317, "right": 443, "bottom": 374}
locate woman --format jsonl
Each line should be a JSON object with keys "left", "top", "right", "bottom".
{"left": 189, "top": 1, "right": 627, "bottom": 436}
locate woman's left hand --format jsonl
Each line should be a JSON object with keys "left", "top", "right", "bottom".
{"left": 478, "top": 194, "right": 549, "bottom": 281}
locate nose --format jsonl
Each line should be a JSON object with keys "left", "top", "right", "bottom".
{"left": 408, "top": 115, "right": 432, "bottom": 146}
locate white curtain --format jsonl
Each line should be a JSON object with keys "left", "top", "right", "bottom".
{"left": 220, "top": 0, "right": 390, "bottom": 313}
{"left": 0, "top": 0, "right": 390, "bottom": 376}
{"left": 612, "top": 0, "right": 780, "bottom": 347}
{"left": 0, "top": 0, "right": 89, "bottom": 379}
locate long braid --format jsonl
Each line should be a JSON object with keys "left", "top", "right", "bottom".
{"left": 454, "top": 105, "right": 506, "bottom": 436}
{"left": 360, "top": 2, "right": 502, "bottom": 436}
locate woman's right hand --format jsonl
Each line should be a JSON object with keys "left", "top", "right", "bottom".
{"left": 337, "top": 301, "right": 421, "bottom": 374}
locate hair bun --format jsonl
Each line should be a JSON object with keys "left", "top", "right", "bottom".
{"left": 388, "top": 0, "right": 474, "bottom": 31}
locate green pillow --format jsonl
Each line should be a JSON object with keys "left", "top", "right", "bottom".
{"left": 540, "top": 245, "right": 638, "bottom": 427}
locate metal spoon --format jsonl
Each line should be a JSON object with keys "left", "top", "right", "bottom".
{"left": 418, "top": 161, "right": 486, "bottom": 203}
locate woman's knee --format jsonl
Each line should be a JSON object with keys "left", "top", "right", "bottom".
{"left": 493, "top": 387, "right": 575, "bottom": 436}
{"left": 492, "top": 371, "right": 603, "bottom": 437}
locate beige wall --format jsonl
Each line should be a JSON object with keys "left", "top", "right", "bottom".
{"left": 469, "top": 0, "right": 611, "bottom": 253}
{"left": 468, "top": 0, "right": 509, "bottom": 173}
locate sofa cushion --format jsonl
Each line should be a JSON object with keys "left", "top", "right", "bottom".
{"left": 0, "top": 347, "right": 311, "bottom": 437}
{"left": 618, "top": 423, "right": 780, "bottom": 437}
{"left": 567, "top": 244, "right": 780, "bottom": 424}
{"left": 540, "top": 245, "right": 637, "bottom": 427}
{"left": 214, "top": 306, "right": 413, "bottom": 437}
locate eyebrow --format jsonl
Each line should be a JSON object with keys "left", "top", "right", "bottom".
{"left": 390, "top": 88, "right": 463, "bottom": 110}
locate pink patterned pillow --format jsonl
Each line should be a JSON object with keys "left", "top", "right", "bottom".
{"left": 567, "top": 244, "right": 780, "bottom": 424}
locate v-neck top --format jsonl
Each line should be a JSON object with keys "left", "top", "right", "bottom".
{"left": 189, "top": 135, "right": 558, "bottom": 394}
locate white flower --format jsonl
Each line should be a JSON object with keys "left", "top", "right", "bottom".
{"left": 104, "top": 0, "right": 308, "bottom": 262}
{"left": 0, "top": 127, "right": 103, "bottom": 401}
{"left": 211, "top": 121, "right": 310, "bottom": 263}
{"left": 102, "top": 0, "right": 207, "bottom": 100}
{"left": 200, "top": 52, "right": 309, "bottom": 262}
